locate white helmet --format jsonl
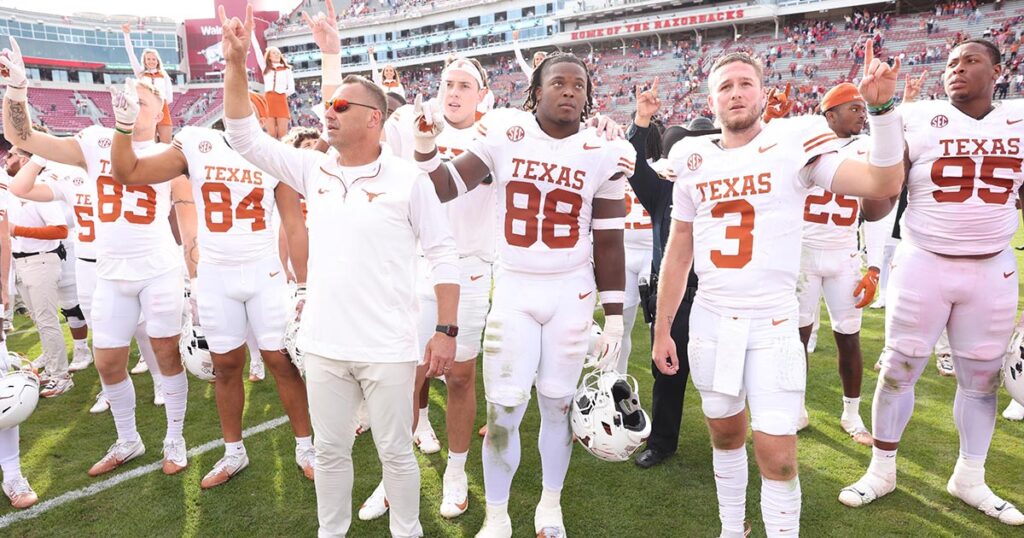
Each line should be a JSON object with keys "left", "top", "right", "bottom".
{"left": 1003, "top": 327, "right": 1024, "bottom": 406}
{"left": 180, "top": 315, "right": 215, "bottom": 381}
{"left": 0, "top": 352, "right": 40, "bottom": 429}
{"left": 571, "top": 370, "right": 651, "bottom": 462}
{"left": 284, "top": 314, "right": 304, "bottom": 375}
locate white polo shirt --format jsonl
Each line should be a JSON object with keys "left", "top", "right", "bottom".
{"left": 225, "top": 114, "right": 459, "bottom": 364}
{"left": 8, "top": 195, "right": 66, "bottom": 255}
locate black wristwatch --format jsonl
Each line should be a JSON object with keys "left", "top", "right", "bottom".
{"left": 436, "top": 324, "right": 459, "bottom": 337}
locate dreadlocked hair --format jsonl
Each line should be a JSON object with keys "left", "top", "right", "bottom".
{"left": 522, "top": 52, "right": 594, "bottom": 122}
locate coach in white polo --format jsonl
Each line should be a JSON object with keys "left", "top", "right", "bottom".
{"left": 220, "top": 8, "right": 459, "bottom": 538}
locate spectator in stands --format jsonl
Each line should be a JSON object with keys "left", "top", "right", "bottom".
{"left": 122, "top": 23, "right": 174, "bottom": 143}
{"left": 368, "top": 47, "right": 406, "bottom": 99}
{"left": 253, "top": 41, "right": 296, "bottom": 140}
{"left": 511, "top": 30, "right": 547, "bottom": 83}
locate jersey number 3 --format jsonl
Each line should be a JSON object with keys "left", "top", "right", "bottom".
{"left": 711, "top": 199, "right": 755, "bottom": 269}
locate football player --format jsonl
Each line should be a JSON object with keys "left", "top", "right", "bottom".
{"left": 107, "top": 84, "right": 314, "bottom": 489}
{"left": 839, "top": 38, "right": 1024, "bottom": 526}
{"left": 1, "top": 40, "right": 198, "bottom": 477}
{"left": 414, "top": 52, "right": 634, "bottom": 537}
{"left": 653, "top": 47, "right": 904, "bottom": 537}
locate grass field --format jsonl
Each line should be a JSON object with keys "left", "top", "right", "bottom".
{"left": 3, "top": 239, "right": 1024, "bottom": 538}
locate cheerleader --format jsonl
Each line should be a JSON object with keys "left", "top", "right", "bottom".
{"left": 367, "top": 46, "right": 405, "bottom": 99}
{"left": 121, "top": 23, "right": 174, "bottom": 143}
{"left": 252, "top": 40, "right": 295, "bottom": 139}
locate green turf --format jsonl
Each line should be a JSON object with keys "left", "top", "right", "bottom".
{"left": 4, "top": 236, "right": 1024, "bottom": 537}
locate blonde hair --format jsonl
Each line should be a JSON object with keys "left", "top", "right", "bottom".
{"left": 141, "top": 48, "right": 165, "bottom": 73}
{"left": 264, "top": 46, "right": 292, "bottom": 75}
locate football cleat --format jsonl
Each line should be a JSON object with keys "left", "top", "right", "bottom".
{"left": 248, "top": 357, "right": 265, "bottom": 383}
{"left": 841, "top": 414, "right": 873, "bottom": 447}
{"left": 935, "top": 354, "right": 955, "bottom": 377}
{"left": 40, "top": 374, "right": 74, "bottom": 398}
{"left": 358, "top": 482, "right": 389, "bottom": 521}
{"left": 89, "top": 392, "right": 110, "bottom": 414}
{"left": 838, "top": 468, "right": 896, "bottom": 508}
{"left": 948, "top": 470, "right": 1024, "bottom": 525}
{"left": 571, "top": 370, "right": 651, "bottom": 462}
{"left": 535, "top": 502, "right": 566, "bottom": 537}
{"left": 130, "top": 358, "right": 149, "bottom": 375}
{"left": 68, "top": 346, "right": 93, "bottom": 372}
{"left": 88, "top": 438, "right": 145, "bottom": 477}
{"left": 1002, "top": 400, "right": 1024, "bottom": 421}
{"left": 2, "top": 477, "right": 38, "bottom": 509}
{"left": 414, "top": 425, "right": 441, "bottom": 455}
{"left": 475, "top": 506, "right": 513, "bottom": 538}
{"left": 201, "top": 453, "right": 249, "bottom": 489}
{"left": 439, "top": 470, "right": 469, "bottom": 519}
{"left": 162, "top": 438, "right": 188, "bottom": 475}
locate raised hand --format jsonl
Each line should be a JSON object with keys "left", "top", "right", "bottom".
{"left": 110, "top": 78, "right": 140, "bottom": 128}
{"left": 512, "top": 30, "right": 520, "bottom": 41}
{"left": 858, "top": 40, "right": 900, "bottom": 107}
{"left": 763, "top": 82, "right": 793, "bottom": 122}
{"left": 121, "top": 23, "right": 131, "bottom": 34}
{"left": 413, "top": 94, "right": 444, "bottom": 153}
{"left": 635, "top": 77, "right": 661, "bottom": 124}
{"left": 301, "top": 0, "right": 340, "bottom": 55}
{"left": 902, "top": 69, "right": 929, "bottom": 103}
{"left": 0, "top": 37, "right": 28, "bottom": 89}
{"left": 218, "top": 4, "right": 253, "bottom": 66}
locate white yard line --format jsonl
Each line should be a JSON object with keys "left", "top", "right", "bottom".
{"left": 0, "top": 415, "right": 291, "bottom": 528}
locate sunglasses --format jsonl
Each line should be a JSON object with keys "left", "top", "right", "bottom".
{"left": 324, "top": 99, "right": 380, "bottom": 114}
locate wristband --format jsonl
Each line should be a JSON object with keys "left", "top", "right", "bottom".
{"left": 867, "top": 97, "right": 896, "bottom": 115}
{"left": 29, "top": 154, "right": 48, "bottom": 168}
{"left": 321, "top": 52, "right": 341, "bottom": 86}
{"left": 114, "top": 124, "right": 134, "bottom": 136}
{"left": 592, "top": 217, "right": 625, "bottom": 231}
{"left": 599, "top": 290, "right": 625, "bottom": 305}
{"left": 867, "top": 109, "right": 904, "bottom": 167}
{"left": 4, "top": 85, "right": 27, "bottom": 102}
{"left": 415, "top": 152, "right": 441, "bottom": 174}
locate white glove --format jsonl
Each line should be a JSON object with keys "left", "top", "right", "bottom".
{"left": 587, "top": 314, "right": 624, "bottom": 371}
{"left": 412, "top": 94, "right": 444, "bottom": 154}
{"left": 291, "top": 285, "right": 307, "bottom": 323}
{"left": 110, "top": 78, "right": 140, "bottom": 128}
{"left": 0, "top": 37, "right": 28, "bottom": 100}
{"left": 187, "top": 278, "right": 201, "bottom": 326}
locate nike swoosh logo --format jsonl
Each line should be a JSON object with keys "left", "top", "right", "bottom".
{"left": 1008, "top": 119, "right": 1023, "bottom": 125}
{"left": 583, "top": 143, "right": 601, "bottom": 150}
{"left": 469, "top": 274, "right": 484, "bottom": 281}
{"left": 1005, "top": 271, "right": 1015, "bottom": 279}
{"left": 758, "top": 143, "right": 778, "bottom": 153}
{"left": 772, "top": 318, "right": 788, "bottom": 326}
{"left": 856, "top": 150, "right": 867, "bottom": 155}
{"left": 318, "top": 188, "right": 329, "bottom": 195}
{"left": 270, "top": 271, "right": 280, "bottom": 278}
{"left": 578, "top": 291, "right": 593, "bottom": 300}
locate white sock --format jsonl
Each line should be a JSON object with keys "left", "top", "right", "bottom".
{"left": 447, "top": 450, "right": 468, "bottom": 476}
{"left": 842, "top": 396, "right": 861, "bottom": 418}
{"left": 0, "top": 426, "right": 22, "bottom": 482}
{"left": 161, "top": 371, "right": 188, "bottom": 442}
{"left": 295, "top": 435, "right": 313, "bottom": 451}
{"left": 870, "top": 447, "right": 897, "bottom": 476}
{"left": 484, "top": 501, "right": 510, "bottom": 524}
{"left": 73, "top": 338, "right": 89, "bottom": 351}
{"left": 416, "top": 406, "right": 430, "bottom": 431}
{"left": 538, "top": 486, "right": 561, "bottom": 509}
{"left": 103, "top": 378, "right": 139, "bottom": 443}
{"left": 761, "top": 476, "right": 801, "bottom": 536}
{"left": 713, "top": 446, "right": 748, "bottom": 537}
{"left": 951, "top": 455, "right": 998, "bottom": 505}
{"left": 225, "top": 440, "right": 246, "bottom": 457}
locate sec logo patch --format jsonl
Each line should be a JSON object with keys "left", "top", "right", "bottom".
{"left": 98, "top": 138, "right": 111, "bottom": 148}
{"left": 506, "top": 126, "right": 525, "bottom": 142}
{"left": 199, "top": 141, "right": 213, "bottom": 153}
{"left": 687, "top": 153, "right": 703, "bottom": 171}
{"left": 931, "top": 115, "right": 948, "bottom": 128}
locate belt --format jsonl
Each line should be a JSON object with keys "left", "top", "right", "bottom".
{"left": 78, "top": 257, "right": 97, "bottom": 263}
{"left": 12, "top": 246, "right": 61, "bottom": 260}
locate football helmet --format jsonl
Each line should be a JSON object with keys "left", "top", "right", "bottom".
{"left": 1003, "top": 326, "right": 1024, "bottom": 406}
{"left": 585, "top": 322, "right": 603, "bottom": 364}
{"left": 0, "top": 352, "right": 40, "bottom": 429}
{"left": 180, "top": 314, "right": 215, "bottom": 381}
{"left": 571, "top": 370, "right": 651, "bottom": 462}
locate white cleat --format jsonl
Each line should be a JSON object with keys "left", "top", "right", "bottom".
{"left": 162, "top": 438, "right": 188, "bottom": 475}
{"left": 130, "top": 359, "right": 149, "bottom": 375}
{"left": 440, "top": 470, "right": 469, "bottom": 519}
{"left": 248, "top": 358, "right": 265, "bottom": 382}
{"left": 89, "top": 392, "right": 110, "bottom": 414}
{"left": 838, "top": 469, "right": 896, "bottom": 508}
{"left": 869, "top": 296, "right": 885, "bottom": 309}
{"left": 935, "top": 354, "right": 956, "bottom": 377}
{"left": 88, "top": 438, "right": 145, "bottom": 477}
{"left": 840, "top": 415, "right": 874, "bottom": 447}
{"left": 535, "top": 503, "right": 566, "bottom": 538}
{"left": 68, "top": 347, "right": 93, "bottom": 372}
{"left": 948, "top": 469, "right": 1024, "bottom": 525}
{"left": 414, "top": 426, "right": 442, "bottom": 454}
{"left": 358, "top": 482, "right": 389, "bottom": 521}
{"left": 1002, "top": 400, "right": 1024, "bottom": 421}
{"left": 476, "top": 509, "right": 513, "bottom": 538}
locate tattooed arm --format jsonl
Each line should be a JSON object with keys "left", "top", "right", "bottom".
{"left": 171, "top": 175, "right": 199, "bottom": 278}
{"left": 2, "top": 96, "right": 86, "bottom": 168}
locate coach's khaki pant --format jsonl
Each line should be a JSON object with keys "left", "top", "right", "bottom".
{"left": 14, "top": 252, "right": 67, "bottom": 377}
{"left": 305, "top": 353, "right": 422, "bottom": 538}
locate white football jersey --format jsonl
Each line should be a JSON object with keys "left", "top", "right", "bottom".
{"left": 901, "top": 100, "right": 1024, "bottom": 255}
{"left": 40, "top": 161, "right": 96, "bottom": 259}
{"left": 801, "top": 136, "right": 869, "bottom": 251}
{"left": 172, "top": 127, "right": 279, "bottom": 265}
{"left": 75, "top": 126, "right": 180, "bottom": 280}
{"left": 386, "top": 105, "right": 496, "bottom": 261}
{"left": 624, "top": 180, "right": 653, "bottom": 250}
{"left": 465, "top": 108, "right": 634, "bottom": 275}
{"left": 670, "top": 115, "right": 840, "bottom": 316}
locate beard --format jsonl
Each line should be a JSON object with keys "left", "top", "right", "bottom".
{"left": 719, "top": 105, "right": 761, "bottom": 132}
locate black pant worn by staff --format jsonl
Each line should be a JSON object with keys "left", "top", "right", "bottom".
{"left": 645, "top": 287, "right": 695, "bottom": 455}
